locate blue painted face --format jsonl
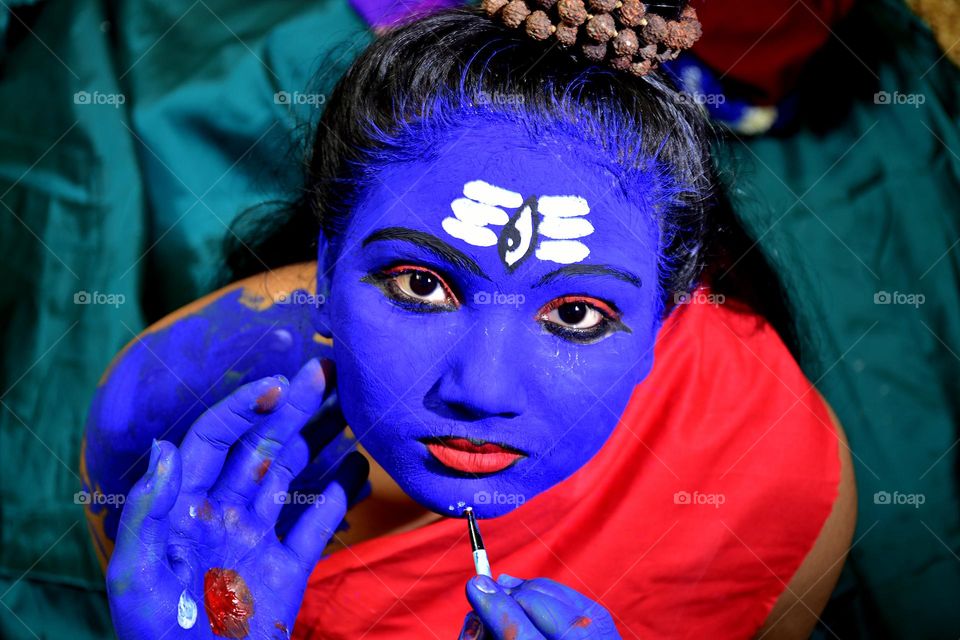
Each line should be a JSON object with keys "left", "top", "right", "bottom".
{"left": 322, "top": 119, "right": 664, "bottom": 518}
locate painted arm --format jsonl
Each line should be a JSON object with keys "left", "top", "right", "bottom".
{"left": 459, "top": 574, "right": 621, "bottom": 639}
{"left": 107, "top": 358, "right": 368, "bottom": 639}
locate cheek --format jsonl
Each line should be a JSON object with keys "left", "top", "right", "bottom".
{"left": 528, "top": 341, "right": 651, "bottom": 467}
{"left": 328, "top": 280, "right": 457, "bottom": 426}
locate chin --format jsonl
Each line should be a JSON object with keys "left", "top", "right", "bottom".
{"left": 386, "top": 448, "right": 552, "bottom": 519}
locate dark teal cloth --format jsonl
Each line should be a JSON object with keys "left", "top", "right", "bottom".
{"left": 0, "top": 0, "right": 957, "bottom": 637}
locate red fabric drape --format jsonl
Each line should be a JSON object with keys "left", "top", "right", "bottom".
{"left": 295, "top": 298, "right": 841, "bottom": 638}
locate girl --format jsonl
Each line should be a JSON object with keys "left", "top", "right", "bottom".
{"left": 85, "top": 5, "right": 855, "bottom": 638}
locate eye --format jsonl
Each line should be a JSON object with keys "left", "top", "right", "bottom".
{"left": 536, "top": 295, "right": 629, "bottom": 344}
{"left": 364, "top": 264, "right": 460, "bottom": 312}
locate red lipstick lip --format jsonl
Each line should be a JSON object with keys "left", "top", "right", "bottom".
{"left": 422, "top": 437, "right": 526, "bottom": 474}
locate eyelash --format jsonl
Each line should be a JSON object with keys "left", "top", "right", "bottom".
{"left": 362, "top": 264, "right": 460, "bottom": 313}
{"left": 363, "top": 265, "right": 629, "bottom": 344}
{"left": 535, "top": 295, "right": 628, "bottom": 345}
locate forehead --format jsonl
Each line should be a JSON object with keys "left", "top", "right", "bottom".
{"left": 349, "top": 120, "right": 660, "bottom": 276}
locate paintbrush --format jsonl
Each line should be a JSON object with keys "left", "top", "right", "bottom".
{"left": 464, "top": 507, "right": 492, "bottom": 578}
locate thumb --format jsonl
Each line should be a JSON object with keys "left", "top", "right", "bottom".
{"left": 458, "top": 611, "right": 485, "bottom": 639}
{"left": 466, "top": 575, "right": 544, "bottom": 639}
{"left": 108, "top": 440, "right": 182, "bottom": 593}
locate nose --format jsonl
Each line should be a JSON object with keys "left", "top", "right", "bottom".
{"left": 426, "top": 325, "right": 528, "bottom": 421}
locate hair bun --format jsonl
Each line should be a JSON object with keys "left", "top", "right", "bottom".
{"left": 481, "top": 0, "right": 702, "bottom": 76}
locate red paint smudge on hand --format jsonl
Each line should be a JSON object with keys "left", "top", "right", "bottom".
{"left": 502, "top": 618, "right": 518, "bottom": 640}
{"left": 204, "top": 568, "right": 255, "bottom": 638}
{"left": 573, "top": 615, "right": 592, "bottom": 627}
{"left": 197, "top": 499, "right": 215, "bottom": 521}
{"left": 255, "top": 385, "right": 283, "bottom": 413}
{"left": 256, "top": 459, "right": 271, "bottom": 482}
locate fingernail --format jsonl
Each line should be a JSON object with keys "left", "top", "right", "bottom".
{"left": 276, "top": 374, "right": 289, "bottom": 385}
{"left": 147, "top": 439, "right": 161, "bottom": 477}
{"left": 252, "top": 378, "right": 286, "bottom": 414}
{"left": 472, "top": 575, "right": 498, "bottom": 594}
{"left": 459, "top": 611, "right": 483, "bottom": 640}
{"left": 497, "top": 573, "right": 524, "bottom": 588}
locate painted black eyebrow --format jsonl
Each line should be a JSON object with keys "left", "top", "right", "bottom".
{"left": 361, "top": 227, "right": 489, "bottom": 279}
{"left": 534, "top": 264, "right": 643, "bottom": 289}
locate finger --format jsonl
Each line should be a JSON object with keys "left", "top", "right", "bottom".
{"left": 178, "top": 375, "right": 289, "bottom": 493}
{"left": 466, "top": 575, "right": 545, "bottom": 640}
{"left": 283, "top": 451, "right": 369, "bottom": 567}
{"left": 210, "top": 358, "right": 332, "bottom": 502}
{"left": 513, "top": 578, "right": 608, "bottom": 618}
{"left": 511, "top": 589, "right": 597, "bottom": 640}
{"left": 509, "top": 578, "right": 617, "bottom": 638}
{"left": 251, "top": 394, "right": 349, "bottom": 522}
{"left": 458, "top": 611, "right": 485, "bottom": 640}
{"left": 108, "top": 440, "right": 182, "bottom": 593}
{"left": 269, "top": 453, "right": 373, "bottom": 539}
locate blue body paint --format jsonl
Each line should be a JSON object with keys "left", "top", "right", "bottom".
{"left": 321, "top": 117, "right": 667, "bottom": 518}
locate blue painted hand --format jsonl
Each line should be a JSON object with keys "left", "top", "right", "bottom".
{"left": 460, "top": 574, "right": 621, "bottom": 639}
{"left": 106, "top": 359, "right": 368, "bottom": 639}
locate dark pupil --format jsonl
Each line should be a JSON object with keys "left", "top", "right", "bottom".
{"left": 558, "top": 302, "right": 587, "bottom": 325}
{"left": 409, "top": 272, "right": 438, "bottom": 296}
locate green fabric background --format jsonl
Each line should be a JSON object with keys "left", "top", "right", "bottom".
{"left": 0, "top": 0, "right": 956, "bottom": 637}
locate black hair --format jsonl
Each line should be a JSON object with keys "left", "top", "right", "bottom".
{"left": 225, "top": 6, "right": 797, "bottom": 354}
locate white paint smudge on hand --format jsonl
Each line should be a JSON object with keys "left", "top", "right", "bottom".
{"left": 177, "top": 589, "right": 198, "bottom": 629}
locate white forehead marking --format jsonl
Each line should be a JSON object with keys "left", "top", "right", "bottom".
{"left": 450, "top": 197, "right": 510, "bottom": 226}
{"left": 536, "top": 240, "right": 591, "bottom": 263}
{"left": 442, "top": 216, "right": 497, "bottom": 246}
{"left": 463, "top": 180, "right": 524, "bottom": 208}
{"left": 538, "top": 216, "right": 594, "bottom": 240}
{"left": 441, "top": 179, "right": 594, "bottom": 266}
{"left": 537, "top": 195, "right": 590, "bottom": 218}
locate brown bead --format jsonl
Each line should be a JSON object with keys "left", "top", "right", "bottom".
{"left": 630, "top": 59, "right": 654, "bottom": 76}
{"left": 642, "top": 13, "right": 669, "bottom": 44}
{"left": 611, "top": 27, "right": 638, "bottom": 56}
{"left": 525, "top": 10, "right": 555, "bottom": 40}
{"left": 536, "top": 0, "right": 557, "bottom": 8}
{"left": 663, "top": 17, "right": 702, "bottom": 50}
{"left": 581, "top": 41, "right": 608, "bottom": 61}
{"left": 638, "top": 43, "right": 658, "bottom": 60}
{"left": 557, "top": 0, "right": 588, "bottom": 25}
{"left": 656, "top": 47, "right": 680, "bottom": 62}
{"left": 555, "top": 22, "right": 579, "bottom": 46}
{"left": 610, "top": 55, "right": 633, "bottom": 71}
{"left": 588, "top": 0, "right": 618, "bottom": 12}
{"left": 585, "top": 14, "right": 617, "bottom": 42}
{"left": 618, "top": 0, "right": 646, "bottom": 27}
{"left": 482, "top": 0, "right": 510, "bottom": 15}
{"left": 501, "top": 0, "right": 532, "bottom": 27}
